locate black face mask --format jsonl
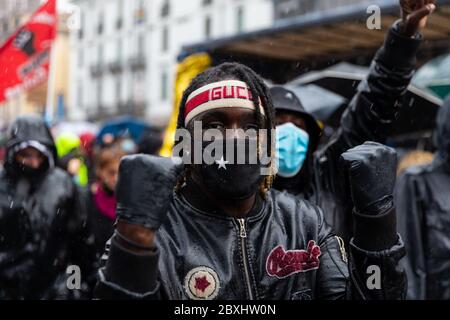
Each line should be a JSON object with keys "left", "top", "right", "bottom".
{"left": 10, "top": 160, "right": 49, "bottom": 182}
{"left": 192, "top": 138, "right": 264, "bottom": 201}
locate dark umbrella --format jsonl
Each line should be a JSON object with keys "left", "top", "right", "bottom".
{"left": 291, "top": 62, "right": 443, "bottom": 135}
{"left": 97, "top": 115, "right": 150, "bottom": 145}
{"left": 284, "top": 84, "right": 348, "bottom": 127}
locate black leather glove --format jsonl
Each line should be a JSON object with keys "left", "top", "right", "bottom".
{"left": 341, "top": 141, "right": 397, "bottom": 215}
{"left": 115, "top": 155, "right": 183, "bottom": 230}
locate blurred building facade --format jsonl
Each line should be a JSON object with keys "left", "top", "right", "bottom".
{"left": 0, "top": 0, "right": 41, "bottom": 44}
{"left": 0, "top": 0, "right": 42, "bottom": 128}
{"left": 273, "top": 0, "right": 376, "bottom": 21}
{"left": 69, "top": 0, "right": 274, "bottom": 127}
{"left": 0, "top": 0, "right": 72, "bottom": 128}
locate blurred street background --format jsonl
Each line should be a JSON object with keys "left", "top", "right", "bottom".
{"left": 1, "top": 0, "right": 450, "bottom": 157}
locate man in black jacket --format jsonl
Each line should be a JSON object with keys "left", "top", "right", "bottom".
{"left": 272, "top": 0, "right": 436, "bottom": 243}
{"left": 95, "top": 62, "right": 405, "bottom": 300}
{"left": 0, "top": 116, "right": 95, "bottom": 299}
{"left": 395, "top": 96, "right": 450, "bottom": 300}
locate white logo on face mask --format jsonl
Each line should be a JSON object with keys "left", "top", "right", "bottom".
{"left": 215, "top": 156, "right": 229, "bottom": 170}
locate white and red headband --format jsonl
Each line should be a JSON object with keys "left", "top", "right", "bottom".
{"left": 184, "top": 80, "right": 265, "bottom": 126}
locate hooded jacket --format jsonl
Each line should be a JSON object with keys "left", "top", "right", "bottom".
{"left": 0, "top": 116, "right": 95, "bottom": 299}
{"left": 395, "top": 96, "right": 450, "bottom": 300}
{"left": 296, "top": 21, "right": 422, "bottom": 244}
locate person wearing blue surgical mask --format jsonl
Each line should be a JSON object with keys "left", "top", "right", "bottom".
{"left": 276, "top": 122, "right": 310, "bottom": 178}
{"left": 271, "top": 86, "right": 322, "bottom": 198}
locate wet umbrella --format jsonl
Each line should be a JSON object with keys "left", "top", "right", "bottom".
{"left": 291, "top": 62, "right": 443, "bottom": 135}
{"left": 97, "top": 115, "right": 150, "bottom": 145}
{"left": 283, "top": 83, "right": 348, "bottom": 127}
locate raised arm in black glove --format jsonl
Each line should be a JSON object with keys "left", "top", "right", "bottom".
{"left": 341, "top": 142, "right": 398, "bottom": 251}
{"left": 341, "top": 142, "right": 406, "bottom": 299}
{"left": 96, "top": 155, "right": 183, "bottom": 298}
{"left": 113, "top": 155, "right": 183, "bottom": 249}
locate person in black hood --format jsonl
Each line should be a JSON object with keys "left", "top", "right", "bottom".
{"left": 94, "top": 62, "right": 406, "bottom": 300}
{"left": 0, "top": 115, "right": 96, "bottom": 299}
{"left": 271, "top": 0, "right": 436, "bottom": 244}
{"left": 395, "top": 95, "right": 450, "bottom": 300}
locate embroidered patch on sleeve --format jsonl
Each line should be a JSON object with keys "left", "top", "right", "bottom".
{"left": 266, "top": 240, "right": 321, "bottom": 278}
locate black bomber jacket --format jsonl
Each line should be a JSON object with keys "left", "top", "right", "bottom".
{"left": 95, "top": 188, "right": 406, "bottom": 300}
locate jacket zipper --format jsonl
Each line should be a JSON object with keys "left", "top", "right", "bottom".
{"left": 237, "top": 218, "right": 254, "bottom": 300}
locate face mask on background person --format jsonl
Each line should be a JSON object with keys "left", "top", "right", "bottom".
{"left": 276, "top": 122, "right": 310, "bottom": 178}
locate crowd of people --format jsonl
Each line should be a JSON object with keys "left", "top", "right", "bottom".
{"left": 0, "top": 0, "right": 449, "bottom": 300}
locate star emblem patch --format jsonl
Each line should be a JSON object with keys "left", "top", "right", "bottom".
{"left": 184, "top": 266, "right": 220, "bottom": 300}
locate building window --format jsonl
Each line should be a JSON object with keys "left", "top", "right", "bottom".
{"left": 78, "top": 12, "right": 84, "bottom": 39}
{"left": 162, "top": 26, "right": 169, "bottom": 52}
{"left": 98, "top": 44, "right": 103, "bottom": 65}
{"left": 78, "top": 49, "right": 83, "bottom": 67}
{"left": 116, "top": 0, "right": 123, "bottom": 29}
{"left": 97, "top": 13, "right": 103, "bottom": 34}
{"left": 117, "top": 39, "right": 122, "bottom": 62}
{"left": 97, "top": 80, "right": 103, "bottom": 108}
{"left": 134, "top": 71, "right": 145, "bottom": 104}
{"left": 137, "top": 34, "right": 145, "bottom": 56}
{"left": 161, "top": 0, "right": 170, "bottom": 18}
{"left": 236, "top": 6, "right": 244, "bottom": 33}
{"left": 2, "top": 21, "right": 8, "bottom": 33}
{"left": 161, "top": 71, "right": 168, "bottom": 101}
{"left": 204, "top": 16, "right": 211, "bottom": 39}
{"left": 77, "top": 83, "right": 83, "bottom": 108}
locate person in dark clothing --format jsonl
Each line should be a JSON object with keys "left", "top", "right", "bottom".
{"left": 87, "top": 145, "right": 126, "bottom": 255}
{"left": 0, "top": 116, "right": 95, "bottom": 299}
{"left": 94, "top": 62, "right": 405, "bottom": 300}
{"left": 271, "top": 0, "right": 436, "bottom": 243}
{"left": 138, "top": 127, "right": 164, "bottom": 155}
{"left": 395, "top": 95, "right": 450, "bottom": 300}
{"left": 272, "top": 86, "right": 322, "bottom": 199}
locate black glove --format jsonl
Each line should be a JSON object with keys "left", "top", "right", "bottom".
{"left": 115, "top": 155, "right": 183, "bottom": 230}
{"left": 341, "top": 141, "right": 397, "bottom": 215}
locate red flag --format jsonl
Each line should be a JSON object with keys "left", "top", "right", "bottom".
{"left": 0, "top": 0, "right": 57, "bottom": 104}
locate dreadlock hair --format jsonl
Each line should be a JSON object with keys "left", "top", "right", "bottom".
{"left": 174, "top": 62, "right": 276, "bottom": 197}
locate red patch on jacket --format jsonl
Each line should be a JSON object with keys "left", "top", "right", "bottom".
{"left": 266, "top": 240, "right": 321, "bottom": 278}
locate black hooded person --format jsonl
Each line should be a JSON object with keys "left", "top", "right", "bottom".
{"left": 271, "top": 86, "right": 322, "bottom": 199}
{"left": 0, "top": 115, "right": 96, "bottom": 299}
{"left": 95, "top": 62, "right": 406, "bottom": 300}
{"left": 395, "top": 95, "right": 450, "bottom": 300}
{"left": 271, "top": 0, "right": 437, "bottom": 244}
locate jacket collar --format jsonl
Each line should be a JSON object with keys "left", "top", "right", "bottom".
{"left": 175, "top": 180, "right": 268, "bottom": 223}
